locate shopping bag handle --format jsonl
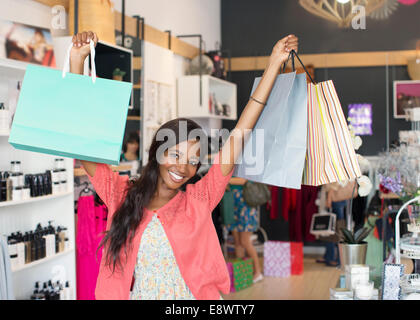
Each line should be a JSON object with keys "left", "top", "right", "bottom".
{"left": 281, "top": 50, "right": 316, "bottom": 85}
{"left": 62, "top": 40, "right": 96, "bottom": 84}
{"left": 281, "top": 51, "right": 295, "bottom": 73}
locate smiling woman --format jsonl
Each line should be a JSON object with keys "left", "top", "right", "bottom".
{"left": 70, "top": 30, "right": 299, "bottom": 300}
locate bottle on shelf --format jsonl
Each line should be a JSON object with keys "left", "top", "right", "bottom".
{"left": 15, "top": 231, "right": 25, "bottom": 268}
{"left": 42, "top": 282, "right": 49, "bottom": 300}
{"left": 64, "top": 281, "right": 72, "bottom": 300}
{"left": 30, "top": 282, "right": 46, "bottom": 300}
{"left": 7, "top": 234, "right": 18, "bottom": 270}
{"left": 23, "top": 232, "right": 31, "bottom": 264}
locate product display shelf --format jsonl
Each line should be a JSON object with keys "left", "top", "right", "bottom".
{"left": 0, "top": 36, "right": 77, "bottom": 300}
{"left": 0, "top": 58, "right": 29, "bottom": 78}
{"left": 74, "top": 164, "right": 132, "bottom": 177}
{"left": 127, "top": 116, "right": 141, "bottom": 121}
{"left": 0, "top": 191, "right": 73, "bottom": 208}
{"left": 177, "top": 75, "right": 237, "bottom": 120}
{"left": 11, "top": 248, "right": 75, "bottom": 273}
{"left": 396, "top": 196, "right": 420, "bottom": 263}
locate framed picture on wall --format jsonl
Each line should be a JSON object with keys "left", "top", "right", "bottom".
{"left": 0, "top": 18, "right": 56, "bottom": 67}
{"left": 393, "top": 80, "right": 420, "bottom": 119}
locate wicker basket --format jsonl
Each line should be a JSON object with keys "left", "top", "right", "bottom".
{"left": 69, "top": 0, "right": 116, "bottom": 45}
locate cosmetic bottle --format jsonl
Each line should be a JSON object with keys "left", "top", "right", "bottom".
{"left": 24, "top": 232, "right": 31, "bottom": 264}
{"left": 35, "top": 224, "right": 46, "bottom": 260}
{"left": 56, "top": 281, "right": 64, "bottom": 300}
{"left": 43, "top": 172, "right": 51, "bottom": 195}
{"left": 16, "top": 231, "right": 25, "bottom": 268}
{"left": 53, "top": 281, "right": 61, "bottom": 300}
{"left": 10, "top": 161, "right": 20, "bottom": 173}
{"left": 47, "top": 280, "right": 56, "bottom": 300}
{"left": 64, "top": 281, "right": 72, "bottom": 300}
{"left": 51, "top": 169, "right": 60, "bottom": 184}
{"left": 7, "top": 234, "right": 18, "bottom": 270}
{"left": 59, "top": 168, "right": 67, "bottom": 182}
{"left": 60, "top": 180, "right": 67, "bottom": 193}
{"left": 45, "top": 170, "right": 52, "bottom": 194}
{"left": 22, "top": 186, "right": 30, "bottom": 200}
{"left": 30, "top": 282, "right": 46, "bottom": 300}
{"left": 42, "top": 227, "right": 47, "bottom": 258}
{"left": 44, "top": 221, "right": 56, "bottom": 257}
{"left": 18, "top": 173, "right": 24, "bottom": 188}
{"left": 31, "top": 231, "right": 37, "bottom": 261}
{"left": 42, "top": 282, "right": 50, "bottom": 300}
{"left": 31, "top": 175, "right": 38, "bottom": 197}
{"left": 0, "top": 177, "right": 6, "bottom": 202}
{"left": 38, "top": 174, "right": 45, "bottom": 196}
{"left": 12, "top": 186, "right": 22, "bottom": 201}
{"left": 52, "top": 182, "right": 59, "bottom": 195}
{"left": 55, "top": 231, "right": 60, "bottom": 253}
{"left": 9, "top": 172, "right": 19, "bottom": 189}
{"left": 56, "top": 226, "right": 66, "bottom": 252}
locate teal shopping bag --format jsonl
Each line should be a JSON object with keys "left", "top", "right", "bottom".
{"left": 233, "top": 53, "right": 308, "bottom": 189}
{"left": 8, "top": 41, "right": 132, "bottom": 165}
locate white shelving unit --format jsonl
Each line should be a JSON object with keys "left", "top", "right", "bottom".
{"left": 177, "top": 75, "right": 237, "bottom": 120}
{"left": 11, "top": 249, "right": 75, "bottom": 273}
{"left": 0, "top": 53, "right": 76, "bottom": 300}
{"left": 0, "top": 191, "right": 73, "bottom": 208}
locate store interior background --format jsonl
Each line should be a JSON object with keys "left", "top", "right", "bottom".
{"left": 1, "top": 0, "right": 420, "bottom": 300}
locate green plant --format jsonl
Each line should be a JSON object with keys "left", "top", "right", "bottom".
{"left": 112, "top": 68, "right": 126, "bottom": 77}
{"left": 340, "top": 227, "right": 372, "bottom": 244}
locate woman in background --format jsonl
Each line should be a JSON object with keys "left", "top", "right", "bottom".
{"left": 121, "top": 131, "right": 140, "bottom": 162}
{"left": 227, "top": 177, "right": 263, "bottom": 283}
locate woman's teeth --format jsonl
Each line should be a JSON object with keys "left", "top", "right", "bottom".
{"left": 169, "top": 170, "right": 183, "bottom": 181}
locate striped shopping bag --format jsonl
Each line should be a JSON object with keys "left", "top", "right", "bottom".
{"left": 302, "top": 79, "right": 361, "bottom": 185}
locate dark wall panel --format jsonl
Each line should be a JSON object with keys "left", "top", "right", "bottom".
{"left": 221, "top": 0, "right": 418, "bottom": 155}
{"left": 221, "top": 0, "right": 420, "bottom": 57}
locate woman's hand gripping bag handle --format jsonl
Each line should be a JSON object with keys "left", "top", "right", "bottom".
{"left": 63, "top": 39, "right": 96, "bottom": 83}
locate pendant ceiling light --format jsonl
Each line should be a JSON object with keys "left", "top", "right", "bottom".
{"left": 369, "top": 0, "right": 399, "bottom": 20}
{"left": 299, "top": 0, "right": 387, "bottom": 27}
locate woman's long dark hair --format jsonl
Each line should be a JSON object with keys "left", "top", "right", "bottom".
{"left": 98, "top": 118, "right": 205, "bottom": 273}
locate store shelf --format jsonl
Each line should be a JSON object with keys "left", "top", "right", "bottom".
{"left": 380, "top": 192, "right": 400, "bottom": 200}
{"left": 127, "top": 116, "right": 141, "bottom": 121}
{"left": 0, "top": 191, "right": 73, "bottom": 208}
{"left": 11, "top": 248, "right": 75, "bottom": 273}
{"left": 74, "top": 164, "right": 132, "bottom": 177}
{"left": 0, "top": 58, "right": 28, "bottom": 78}
{"left": 177, "top": 75, "right": 237, "bottom": 120}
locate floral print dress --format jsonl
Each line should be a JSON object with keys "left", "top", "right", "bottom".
{"left": 130, "top": 213, "right": 196, "bottom": 300}
{"left": 226, "top": 185, "right": 258, "bottom": 232}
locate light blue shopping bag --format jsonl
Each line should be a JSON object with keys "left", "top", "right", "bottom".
{"left": 8, "top": 41, "right": 132, "bottom": 165}
{"left": 233, "top": 70, "right": 308, "bottom": 189}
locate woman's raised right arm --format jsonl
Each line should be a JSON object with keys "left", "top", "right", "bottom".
{"left": 69, "top": 31, "right": 99, "bottom": 178}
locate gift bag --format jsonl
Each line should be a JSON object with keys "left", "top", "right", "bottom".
{"left": 227, "top": 258, "right": 253, "bottom": 291}
{"left": 290, "top": 242, "right": 304, "bottom": 275}
{"left": 9, "top": 41, "right": 132, "bottom": 165}
{"left": 233, "top": 52, "right": 308, "bottom": 189}
{"left": 264, "top": 241, "right": 291, "bottom": 277}
{"left": 226, "top": 262, "right": 236, "bottom": 293}
{"left": 302, "top": 75, "right": 361, "bottom": 185}
{"left": 264, "top": 241, "right": 304, "bottom": 277}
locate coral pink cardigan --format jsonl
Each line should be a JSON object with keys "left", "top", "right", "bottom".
{"left": 88, "top": 152, "right": 233, "bottom": 300}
